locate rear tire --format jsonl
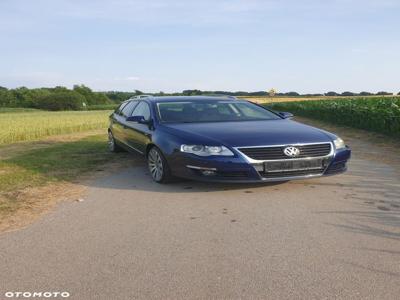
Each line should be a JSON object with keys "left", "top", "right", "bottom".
{"left": 108, "top": 131, "right": 123, "bottom": 152}
{"left": 147, "top": 147, "right": 173, "bottom": 183}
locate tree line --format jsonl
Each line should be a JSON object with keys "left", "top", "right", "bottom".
{"left": 0, "top": 85, "right": 111, "bottom": 110}
{"left": 180, "top": 90, "right": 397, "bottom": 97}
{"left": 0, "top": 85, "right": 398, "bottom": 111}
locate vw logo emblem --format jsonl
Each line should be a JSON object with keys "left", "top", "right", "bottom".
{"left": 283, "top": 146, "right": 300, "bottom": 157}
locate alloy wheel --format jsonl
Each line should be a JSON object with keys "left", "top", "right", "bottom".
{"left": 148, "top": 148, "right": 164, "bottom": 181}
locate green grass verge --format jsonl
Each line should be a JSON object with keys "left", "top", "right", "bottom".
{"left": 265, "top": 97, "right": 400, "bottom": 137}
{"left": 0, "top": 134, "right": 125, "bottom": 214}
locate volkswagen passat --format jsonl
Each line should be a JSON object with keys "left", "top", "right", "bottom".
{"left": 108, "top": 96, "right": 351, "bottom": 183}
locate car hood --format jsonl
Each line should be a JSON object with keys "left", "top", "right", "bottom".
{"left": 162, "top": 119, "right": 333, "bottom": 147}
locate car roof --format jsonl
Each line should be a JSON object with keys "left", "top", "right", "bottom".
{"left": 142, "top": 96, "right": 239, "bottom": 102}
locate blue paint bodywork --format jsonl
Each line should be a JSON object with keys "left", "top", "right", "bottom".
{"left": 109, "top": 96, "right": 351, "bottom": 182}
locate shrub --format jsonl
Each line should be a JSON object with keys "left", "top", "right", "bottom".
{"left": 341, "top": 91, "right": 355, "bottom": 96}
{"left": 286, "top": 91, "right": 300, "bottom": 96}
{"left": 36, "top": 91, "right": 85, "bottom": 111}
{"left": 87, "top": 104, "right": 118, "bottom": 110}
{"left": 325, "top": 91, "right": 338, "bottom": 96}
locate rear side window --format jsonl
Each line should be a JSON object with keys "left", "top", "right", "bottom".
{"left": 121, "top": 101, "right": 138, "bottom": 117}
{"left": 131, "top": 101, "right": 151, "bottom": 121}
{"left": 116, "top": 102, "right": 128, "bottom": 115}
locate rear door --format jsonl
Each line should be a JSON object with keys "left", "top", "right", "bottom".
{"left": 124, "top": 101, "right": 153, "bottom": 153}
{"left": 113, "top": 100, "right": 138, "bottom": 144}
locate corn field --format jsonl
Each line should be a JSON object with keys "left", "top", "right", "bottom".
{"left": 265, "top": 97, "right": 400, "bottom": 137}
{"left": 0, "top": 110, "right": 111, "bottom": 145}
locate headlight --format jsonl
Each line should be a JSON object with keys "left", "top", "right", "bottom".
{"left": 180, "top": 145, "right": 234, "bottom": 156}
{"left": 333, "top": 137, "right": 346, "bottom": 149}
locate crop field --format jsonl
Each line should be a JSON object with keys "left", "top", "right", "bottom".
{"left": 240, "top": 94, "right": 400, "bottom": 104}
{"left": 265, "top": 97, "right": 400, "bottom": 137}
{"left": 0, "top": 110, "right": 112, "bottom": 145}
{"left": 2, "top": 95, "right": 399, "bottom": 146}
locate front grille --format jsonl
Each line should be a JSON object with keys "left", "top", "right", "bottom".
{"left": 259, "top": 169, "right": 324, "bottom": 179}
{"left": 238, "top": 143, "right": 331, "bottom": 160}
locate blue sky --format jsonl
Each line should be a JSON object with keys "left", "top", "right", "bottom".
{"left": 1, "top": 0, "right": 399, "bottom": 93}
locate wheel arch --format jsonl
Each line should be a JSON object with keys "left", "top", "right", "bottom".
{"left": 145, "top": 143, "right": 157, "bottom": 158}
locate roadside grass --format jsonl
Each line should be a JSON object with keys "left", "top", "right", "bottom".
{"left": 0, "top": 133, "right": 127, "bottom": 216}
{"left": 0, "top": 110, "right": 112, "bottom": 145}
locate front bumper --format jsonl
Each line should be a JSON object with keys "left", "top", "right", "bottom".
{"left": 168, "top": 146, "right": 351, "bottom": 183}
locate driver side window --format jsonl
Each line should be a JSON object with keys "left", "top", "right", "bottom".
{"left": 131, "top": 101, "right": 151, "bottom": 121}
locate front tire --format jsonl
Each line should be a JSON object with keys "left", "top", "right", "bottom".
{"left": 147, "top": 147, "right": 173, "bottom": 183}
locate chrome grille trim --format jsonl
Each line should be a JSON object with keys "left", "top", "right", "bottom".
{"left": 234, "top": 142, "right": 335, "bottom": 180}
{"left": 234, "top": 142, "right": 334, "bottom": 163}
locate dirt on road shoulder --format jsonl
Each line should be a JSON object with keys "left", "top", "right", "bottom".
{"left": 0, "top": 131, "right": 139, "bottom": 233}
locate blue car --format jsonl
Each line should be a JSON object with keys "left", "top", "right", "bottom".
{"left": 108, "top": 96, "right": 351, "bottom": 183}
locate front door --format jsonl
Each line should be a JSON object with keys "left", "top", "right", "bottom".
{"left": 124, "top": 101, "right": 153, "bottom": 154}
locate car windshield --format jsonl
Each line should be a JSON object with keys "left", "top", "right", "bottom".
{"left": 157, "top": 101, "right": 281, "bottom": 123}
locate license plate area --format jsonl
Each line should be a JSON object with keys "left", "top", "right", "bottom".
{"left": 264, "top": 159, "right": 324, "bottom": 173}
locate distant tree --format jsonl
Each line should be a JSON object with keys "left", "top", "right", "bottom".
{"left": 73, "top": 84, "right": 111, "bottom": 105}
{"left": 398, "top": 92, "right": 400, "bottom": 95}
{"left": 376, "top": 91, "right": 392, "bottom": 96}
{"left": 182, "top": 89, "right": 202, "bottom": 96}
{"left": 303, "top": 93, "right": 323, "bottom": 97}
{"left": 37, "top": 91, "right": 85, "bottom": 111}
{"left": 268, "top": 89, "right": 276, "bottom": 97}
{"left": 134, "top": 90, "right": 143, "bottom": 95}
{"left": 325, "top": 91, "right": 338, "bottom": 96}
{"left": 0, "top": 89, "right": 17, "bottom": 107}
{"left": 73, "top": 84, "right": 95, "bottom": 105}
{"left": 104, "top": 91, "right": 136, "bottom": 103}
{"left": 54, "top": 86, "right": 69, "bottom": 92}
{"left": 11, "top": 87, "right": 34, "bottom": 107}
{"left": 94, "top": 92, "right": 111, "bottom": 104}
{"left": 285, "top": 91, "right": 300, "bottom": 96}
{"left": 341, "top": 91, "right": 355, "bottom": 96}
{"left": 0, "top": 86, "right": 7, "bottom": 91}
{"left": 359, "top": 91, "right": 373, "bottom": 96}
{"left": 250, "top": 91, "right": 267, "bottom": 96}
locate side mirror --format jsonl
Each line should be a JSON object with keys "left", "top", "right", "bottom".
{"left": 278, "top": 111, "right": 294, "bottom": 119}
{"left": 126, "top": 115, "right": 148, "bottom": 124}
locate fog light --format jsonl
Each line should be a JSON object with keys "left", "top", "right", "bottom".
{"left": 201, "top": 170, "right": 216, "bottom": 176}
{"left": 253, "top": 163, "right": 264, "bottom": 172}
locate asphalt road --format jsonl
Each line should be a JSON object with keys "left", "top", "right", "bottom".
{"left": 1, "top": 123, "right": 400, "bottom": 299}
